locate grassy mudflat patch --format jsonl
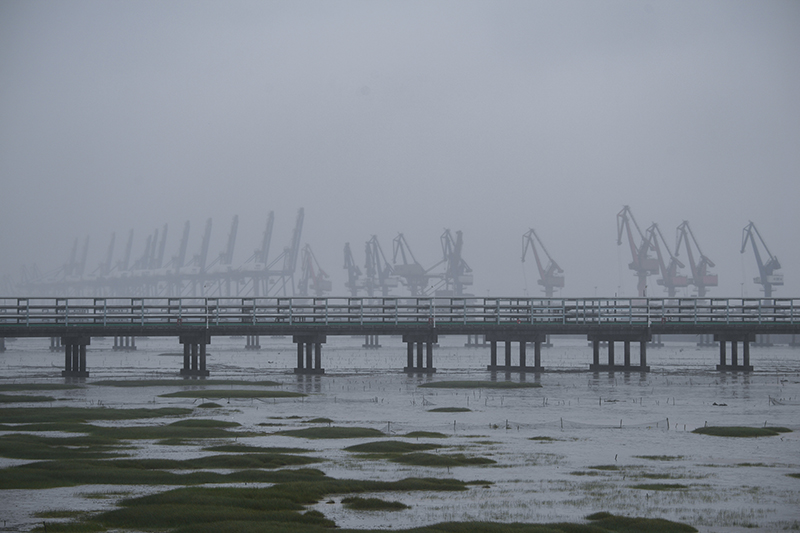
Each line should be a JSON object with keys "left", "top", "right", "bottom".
{"left": 342, "top": 496, "right": 409, "bottom": 511}
{"left": 632, "top": 483, "right": 690, "bottom": 491}
{"left": 1, "top": 459, "right": 327, "bottom": 490}
{"left": 92, "top": 379, "right": 282, "bottom": 387}
{"left": 160, "top": 390, "right": 305, "bottom": 399}
{"left": 344, "top": 441, "right": 443, "bottom": 454}
{"left": 419, "top": 381, "right": 541, "bottom": 389}
{"left": 277, "top": 427, "right": 385, "bottom": 439}
{"left": 391, "top": 452, "right": 495, "bottom": 467}
{"left": 635, "top": 455, "right": 686, "bottom": 461}
{"left": 46, "top": 480, "right": 697, "bottom": 533}
{"left": 204, "top": 444, "right": 311, "bottom": 454}
{"left": 0, "top": 407, "right": 192, "bottom": 424}
{"left": 429, "top": 407, "right": 471, "bottom": 413}
{"left": 406, "top": 431, "right": 449, "bottom": 439}
{"left": 0, "top": 393, "right": 55, "bottom": 403}
{"left": 0, "top": 383, "right": 82, "bottom": 392}
{"left": 692, "top": 426, "right": 792, "bottom": 437}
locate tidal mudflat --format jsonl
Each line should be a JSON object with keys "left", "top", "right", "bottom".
{"left": 0, "top": 335, "right": 798, "bottom": 532}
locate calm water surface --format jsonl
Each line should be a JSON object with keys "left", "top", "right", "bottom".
{"left": 1, "top": 335, "right": 798, "bottom": 532}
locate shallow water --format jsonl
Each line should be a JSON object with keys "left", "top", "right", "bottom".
{"left": 1, "top": 335, "right": 799, "bottom": 532}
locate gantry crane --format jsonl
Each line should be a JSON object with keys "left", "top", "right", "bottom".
{"left": 298, "top": 244, "right": 332, "bottom": 297}
{"left": 617, "top": 206, "right": 659, "bottom": 297}
{"left": 364, "top": 235, "right": 398, "bottom": 297}
{"left": 741, "top": 221, "right": 783, "bottom": 298}
{"left": 437, "top": 229, "right": 473, "bottom": 297}
{"left": 392, "top": 233, "right": 429, "bottom": 296}
{"left": 646, "top": 223, "right": 687, "bottom": 297}
{"left": 522, "top": 228, "right": 564, "bottom": 298}
{"left": 675, "top": 221, "right": 717, "bottom": 297}
{"left": 343, "top": 242, "right": 362, "bottom": 297}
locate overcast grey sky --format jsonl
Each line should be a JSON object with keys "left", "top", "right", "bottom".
{"left": 1, "top": 0, "right": 798, "bottom": 297}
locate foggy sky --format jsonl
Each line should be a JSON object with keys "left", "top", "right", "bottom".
{"left": 1, "top": 1, "right": 799, "bottom": 297}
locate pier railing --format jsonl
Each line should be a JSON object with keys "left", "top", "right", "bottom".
{"left": 0, "top": 297, "right": 798, "bottom": 328}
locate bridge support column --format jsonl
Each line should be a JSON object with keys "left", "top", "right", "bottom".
{"left": 245, "top": 335, "right": 261, "bottom": 350}
{"left": 62, "top": 336, "right": 90, "bottom": 377}
{"left": 179, "top": 333, "right": 211, "bottom": 377}
{"left": 697, "top": 334, "right": 716, "bottom": 347}
{"left": 363, "top": 335, "right": 381, "bottom": 349}
{"left": 294, "top": 335, "right": 325, "bottom": 374}
{"left": 588, "top": 332, "right": 650, "bottom": 372}
{"left": 403, "top": 334, "right": 437, "bottom": 373}
{"left": 715, "top": 333, "right": 754, "bottom": 372}
{"left": 465, "top": 334, "right": 487, "bottom": 347}
{"left": 113, "top": 336, "right": 136, "bottom": 351}
{"left": 0, "top": 337, "right": 5, "bottom": 352}
{"left": 50, "top": 337, "right": 62, "bottom": 352}
{"left": 486, "top": 333, "right": 545, "bottom": 372}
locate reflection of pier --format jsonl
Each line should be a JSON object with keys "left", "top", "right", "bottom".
{"left": 1, "top": 297, "right": 797, "bottom": 377}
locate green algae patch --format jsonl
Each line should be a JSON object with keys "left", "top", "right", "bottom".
{"left": 419, "top": 381, "right": 541, "bottom": 389}
{"left": 0, "top": 407, "right": 192, "bottom": 424}
{"left": 197, "top": 402, "right": 223, "bottom": 408}
{"left": 91, "top": 379, "right": 283, "bottom": 387}
{"left": 635, "top": 455, "right": 685, "bottom": 461}
{"left": 429, "top": 407, "right": 471, "bottom": 413}
{"left": 692, "top": 426, "right": 792, "bottom": 438}
{"left": 0, "top": 393, "right": 56, "bottom": 403}
{"left": 277, "top": 427, "right": 384, "bottom": 439}
{"left": 344, "top": 440, "right": 443, "bottom": 454}
{"left": 160, "top": 390, "right": 305, "bottom": 399}
{"left": 342, "top": 496, "right": 409, "bottom": 511}
{"left": 391, "top": 452, "right": 495, "bottom": 467}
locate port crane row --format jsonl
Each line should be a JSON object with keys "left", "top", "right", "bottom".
{"left": 3, "top": 207, "right": 784, "bottom": 300}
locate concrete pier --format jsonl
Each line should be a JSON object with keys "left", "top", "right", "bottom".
{"left": 363, "top": 334, "right": 381, "bottom": 349}
{"left": 62, "top": 336, "right": 90, "bottom": 377}
{"left": 588, "top": 333, "right": 650, "bottom": 372}
{"left": 716, "top": 333, "right": 754, "bottom": 372}
{"left": 294, "top": 334, "right": 325, "bottom": 374}
{"left": 403, "top": 333, "right": 437, "bottom": 373}
{"left": 179, "top": 333, "right": 211, "bottom": 377}
{"left": 486, "top": 332, "right": 545, "bottom": 372}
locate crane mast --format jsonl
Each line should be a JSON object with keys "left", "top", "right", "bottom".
{"left": 174, "top": 221, "right": 190, "bottom": 270}
{"left": 741, "top": 221, "right": 782, "bottom": 298}
{"left": 617, "top": 206, "right": 658, "bottom": 297}
{"left": 522, "top": 228, "right": 564, "bottom": 297}
{"left": 343, "top": 242, "right": 362, "bottom": 297}
{"left": 675, "top": 221, "right": 717, "bottom": 297}
{"left": 646, "top": 223, "right": 687, "bottom": 297}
